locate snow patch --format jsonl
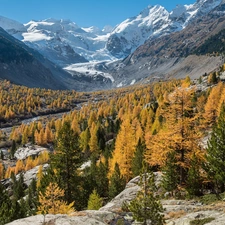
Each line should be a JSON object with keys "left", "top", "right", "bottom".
{"left": 64, "top": 62, "right": 115, "bottom": 82}
{"left": 130, "top": 79, "right": 136, "bottom": 85}
{"left": 22, "top": 32, "right": 52, "bottom": 42}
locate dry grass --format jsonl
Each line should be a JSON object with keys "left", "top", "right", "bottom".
{"left": 69, "top": 211, "right": 87, "bottom": 217}
{"left": 165, "top": 210, "right": 186, "bottom": 219}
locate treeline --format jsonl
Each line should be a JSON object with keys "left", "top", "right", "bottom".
{"left": 2, "top": 77, "right": 225, "bottom": 223}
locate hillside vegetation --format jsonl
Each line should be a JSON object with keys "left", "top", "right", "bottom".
{"left": 1, "top": 68, "right": 225, "bottom": 223}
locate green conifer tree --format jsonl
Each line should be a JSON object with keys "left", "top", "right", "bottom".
{"left": 0, "top": 150, "right": 3, "bottom": 160}
{"left": 131, "top": 139, "right": 145, "bottom": 176}
{"left": 10, "top": 140, "right": 16, "bottom": 159}
{"left": 26, "top": 179, "right": 38, "bottom": 216}
{"left": 13, "top": 173, "right": 25, "bottom": 201}
{"left": 109, "top": 162, "right": 126, "bottom": 200}
{"left": 87, "top": 189, "right": 103, "bottom": 210}
{"left": 51, "top": 121, "right": 83, "bottom": 205}
{"left": 161, "top": 151, "right": 179, "bottom": 196}
{"left": 205, "top": 103, "right": 225, "bottom": 193}
{"left": 0, "top": 183, "right": 13, "bottom": 225}
{"left": 129, "top": 169, "right": 164, "bottom": 225}
{"left": 186, "top": 153, "right": 202, "bottom": 197}
{"left": 96, "top": 161, "right": 109, "bottom": 198}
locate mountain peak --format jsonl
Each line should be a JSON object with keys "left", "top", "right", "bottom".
{"left": 0, "top": 15, "right": 25, "bottom": 32}
{"left": 170, "top": 4, "right": 187, "bottom": 18}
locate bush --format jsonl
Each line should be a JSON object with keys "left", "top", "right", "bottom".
{"left": 190, "top": 217, "right": 215, "bottom": 225}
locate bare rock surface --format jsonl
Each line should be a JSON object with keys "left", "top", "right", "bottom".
{"left": 5, "top": 173, "right": 225, "bottom": 225}
{"left": 21, "top": 164, "right": 49, "bottom": 186}
{"left": 100, "top": 172, "right": 162, "bottom": 212}
{"left": 14, "top": 144, "right": 49, "bottom": 160}
{"left": 6, "top": 211, "right": 116, "bottom": 225}
{"left": 167, "top": 210, "right": 225, "bottom": 225}
{"left": 1, "top": 164, "right": 49, "bottom": 188}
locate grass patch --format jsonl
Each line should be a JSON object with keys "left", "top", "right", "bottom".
{"left": 190, "top": 217, "right": 215, "bottom": 225}
{"left": 200, "top": 194, "right": 220, "bottom": 205}
{"left": 200, "top": 192, "right": 225, "bottom": 205}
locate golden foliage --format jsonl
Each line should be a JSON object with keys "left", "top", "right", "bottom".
{"left": 109, "top": 118, "right": 136, "bottom": 182}
{"left": 37, "top": 182, "right": 75, "bottom": 215}
{"left": 0, "top": 163, "right": 4, "bottom": 180}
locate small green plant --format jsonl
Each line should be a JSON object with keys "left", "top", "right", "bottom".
{"left": 116, "top": 218, "right": 125, "bottom": 225}
{"left": 200, "top": 193, "right": 220, "bottom": 205}
{"left": 190, "top": 217, "right": 215, "bottom": 225}
{"left": 87, "top": 189, "right": 103, "bottom": 210}
{"left": 121, "top": 201, "right": 129, "bottom": 212}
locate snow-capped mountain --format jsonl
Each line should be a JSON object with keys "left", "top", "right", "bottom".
{"left": 1, "top": 0, "right": 222, "bottom": 66}
{"left": 106, "top": 0, "right": 222, "bottom": 58}
{"left": 0, "top": 0, "right": 224, "bottom": 91}
{"left": 22, "top": 19, "right": 117, "bottom": 66}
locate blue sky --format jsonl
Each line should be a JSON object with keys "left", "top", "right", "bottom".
{"left": 0, "top": 0, "right": 196, "bottom": 28}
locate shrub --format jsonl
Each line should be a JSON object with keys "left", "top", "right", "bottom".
{"left": 190, "top": 217, "right": 215, "bottom": 225}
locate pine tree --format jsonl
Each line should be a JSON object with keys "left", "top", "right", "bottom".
{"left": 96, "top": 161, "right": 109, "bottom": 198}
{"left": 10, "top": 140, "right": 16, "bottom": 159}
{"left": 131, "top": 139, "right": 145, "bottom": 176}
{"left": 109, "top": 163, "right": 126, "bottom": 200}
{"left": 0, "top": 182, "right": 13, "bottom": 225}
{"left": 87, "top": 189, "right": 103, "bottom": 210}
{"left": 51, "top": 121, "right": 82, "bottom": 204}
{"left": 205, "top": 103, "right": 225, "bottom": 193}
{"left": 25, "top": 179, "right": 38, "bottom": 216}
{"left": 186, "top": 153, "right": 202, "bottom": 197}
{"left": 161, "top": 151, "right": 179, "bottom": 196}
{"left": 0, "top": 163, "right": 4, "bottom": 180}
{"left": 128, "top": 169, "right": 164, "bottom": 225}
{"left": 11, "top": 173, "right": 25, "bottom": 202}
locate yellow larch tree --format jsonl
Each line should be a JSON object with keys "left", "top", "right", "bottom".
{"left": 204, "top": 82, "right": 223, "bottom": 127}
{"left": 25, "top": 156, "right": 36, "bottom": 171}
{"left": 89, "top": 122, "right": 99, "bottom": 152}
{"left": 44, "top": 125, "right": 53, "bottom": 143}
{"left": 145, "top": 87, "right": 203, "bottom": 184}
{"left": 36, "top": 165, "right": 43, "bottom": 188}
{"left": 15, "top": 160, "right": 24, "bottom": 174}
{"left": 109, "top": 118, "right": 136, "bottom": 182}
{"left": 37, "top": 182, "right": 74, "bottom": 215}
{"left": 0, "top": 163, "right": 4, "bottom": 180}
{"left": 216, "top": 84, "right": 225, "bottom": 117}
{"left": 132, "top": 118, "right": 143, "bottom": 144}
{"left": 71, "top": 116, "right": 80, "bottom": 134}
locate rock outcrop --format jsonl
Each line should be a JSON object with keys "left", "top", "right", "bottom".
{"left": 14, "top": 144, "right": 50, "bottom": 160}
{"left": 5, "top": 172, "right": 225, "bottom": 225}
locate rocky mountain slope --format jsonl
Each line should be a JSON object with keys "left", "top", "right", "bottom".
{"left": 0, "top": 0, "right": 225, "bottom": 90}
{"left": 0, "top": 27, "right": 68, "bottom": 90}
{"left": 106, "top": 0, "right": 222, "bottom": 58}
{"left": 0, "top": 25, "right": 114, "bottom": 91}
{"left": 3, "top": 0, "right": 222, "bottom": 63}
{"left": 0, "top": 16, "right": 115, "bottom": 66}
{"left": 5, "top": 174, "right": 225, "bottom": 225}
{"left": 106, "top": 0, "right": 225, "bottom": 88}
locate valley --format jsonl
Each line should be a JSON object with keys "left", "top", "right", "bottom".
{"left": 1, "top": 0, "right": 225, "bottom": 91}
{"left": 2, "top": 0, "right": 225, "bottom": 224}
{"left": 1, "top": 71, "right": 225, "bottom": 224}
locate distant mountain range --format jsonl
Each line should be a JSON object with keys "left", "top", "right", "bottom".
{"left": 0, "top": 0, "right": 225, "bottom": 90}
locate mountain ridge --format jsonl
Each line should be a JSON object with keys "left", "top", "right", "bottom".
{"left": 0, "top": 0, "right": 225, "bottom": 90}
